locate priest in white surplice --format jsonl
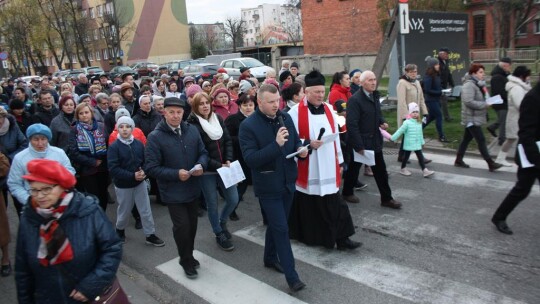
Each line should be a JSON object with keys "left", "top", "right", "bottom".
{"left": 287, "top": 70, "right": 361, "bottom": 250}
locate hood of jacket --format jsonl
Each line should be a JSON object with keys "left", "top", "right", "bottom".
{"left": 506, "top": 75, "right": 531, "bottom": 92}
{"left": 491, "top": 64, "right": 509, "bottom": 77}
{"left": 22, "top": 191, "right": 100, "bottom": 226}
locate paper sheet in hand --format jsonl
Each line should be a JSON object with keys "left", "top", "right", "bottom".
{"left": 320, "top": 132, "right": 339, "bottom": 143}
{"left": 286, "top": 145, "right": 308, "bottom": 159}
{"left": 486, "top": 95, "right": 503, "bottom": 105}
{"left": 188, "top": 164, "right": 202, "bottom": 174}
{"left": 353, "top": 150, "right": 375, "bottom": 166}
{"left": 217, "top": 161, "right": 246, "bottom": 188}
{"left": 517, "top": 141, "right": 540, "bottom": 168}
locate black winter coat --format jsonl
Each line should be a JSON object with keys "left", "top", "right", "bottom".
{"left": 144, "top": 120, "right": 208, "bottom": 204}
{"left": 32, "top": 105, "right": 60, "bottom": 127}
{"left": 133, "top": 109, "right": 162, "bottom": 136}
{"left": 438, "top": 56, "right": 454, "bottom": 89}
{"left": 108, "top": 138, "right": 145, "bottom": 188}
{"left": 187, "top": 113, "right": 234, "bottom": 172}
{"left": 490, "top": 64, "right": 510, "bottom": 111}
{"left": 517, "top": 82, "right": 540, "bottom": 169}
{"left": 346, "top": 90, "right": 386, "bottom": 152}
{"left": 10, "top": 111, "right": 33, "bottom": 137}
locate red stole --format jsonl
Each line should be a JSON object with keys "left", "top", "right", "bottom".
{"left": 297, "top": 101, "right": 341, "bottom": 189}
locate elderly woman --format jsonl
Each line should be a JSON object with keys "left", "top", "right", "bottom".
{"left": 227, "top": 80, "right": 240, "bottom": 103}
{"left": 454, "top": 63, "right": 502, "bottom": 172}
{"left": 133, "top": 95, "right": 162, "bottom": 137}
{"left": 50, "top": 95, "right": 77, "bottom": 151}
{"left": 60, "top": 82, "right": 80, "bottom": 103}
{"left": 15, "top": 159, "right": 123, "bottom": 303}
{"left": 8, "top": 124, "right": 75, "bottom": 217}
{"left": 202, "top": 81, "right": 212, "bottom": 95}
{"left": 187, "top": 92, "right": 238, "bottom": 251}
{"left": 349, "top": 69, "right": 362, "bottom": 95}
{"left": 212, "top": 88, "right": 238, "bottom": 120}
{"left": 153, "top": 95, "right": 165, "bottom": 115}
{"left": 68, "top": 103, "right": 110, "bottom": 210}
{"left": 166, "top": 82, "right": 181, "bottom": 98}
{"left": 396, "top": 64, "right": 429, "bottom": 163}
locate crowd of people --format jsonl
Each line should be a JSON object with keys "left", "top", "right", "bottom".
{"left": 0, "top": 53, "right": 538, "bottom": 301}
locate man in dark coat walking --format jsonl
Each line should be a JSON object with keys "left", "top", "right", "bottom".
{"left": 487, "top": 57, "right": 512, "bottom": 145}
{"left": 437, "top": 47, "right": 455, "bottom": 122}
{"left": 345, "top": 70, "right": 402, "bottom": 209}
{"left": 491, "top": 80, "right": 540, "bottom": 235}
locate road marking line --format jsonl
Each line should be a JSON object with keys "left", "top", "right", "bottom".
{"left": 422, "top": 153, "right": 517, "bottom": 173}
{"left": 386, "top": 164, "right": 539, "bottom": 197}
{"left": 235, "top": 224, "right": 527, "bottom": 304}
{"left": 156, "top": 250, "right": 308, "bottom": 304}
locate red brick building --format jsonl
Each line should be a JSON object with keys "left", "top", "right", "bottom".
{"left": 301, "top": 0, "right": 382, "bottom": 55}
{"left": 466, "top": 0, "right": 540, "bottom": 49}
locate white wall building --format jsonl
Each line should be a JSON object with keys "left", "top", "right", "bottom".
{"left": 241, "top": 3, "right": 302, "bottom": 46}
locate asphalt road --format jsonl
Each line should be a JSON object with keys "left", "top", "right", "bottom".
{"left": 1, "top": 149, "right": 539, "bottom": 304}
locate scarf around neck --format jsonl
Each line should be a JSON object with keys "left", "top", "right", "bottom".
{"left": 118, "top": 134, "right": 134, "bottom": 145}
{"left": 0, "top": 117, "right": 10, "bottom": 136}
{"left": 76, "top": 119, "right": 107, "bottom": 156}
{"left": 195, "top": 113, "right": 223, "bottom": 140}
{"left": 35, "top": 192, "right": 74, "bottom": 266}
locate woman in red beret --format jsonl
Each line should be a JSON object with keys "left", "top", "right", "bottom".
{"left": 15, "top": 159, "right": 123, "bottom": 303}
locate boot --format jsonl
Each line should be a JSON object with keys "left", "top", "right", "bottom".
{"left": 454, "top": 154, "right": 470, "bottom": 168}
{"left": 487, "top": 159, "right": 503, "bottom": 172}
{"left": 495, "top": 151, "right": 512, "bottom": 167}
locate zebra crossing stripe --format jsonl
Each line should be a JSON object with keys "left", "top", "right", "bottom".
{"left": 156, "top": 250, "right": 308, "bottom": 304}
{"left": 235, "top": 224, "right": 527, "bottom": 304}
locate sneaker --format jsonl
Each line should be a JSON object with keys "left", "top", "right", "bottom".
{"left": 116, "top": 229, "right": 126, "bottom": 243}
{"left": 439, "top": 136, "right": 450, "bottom": 143}
{"left": 220, "top": 222, "right": 232, "bottom": 240}
{"left": 400, "top": 168, "right": 412, "bottom": 176}
{"left": 146, "top": 234, "right": 165, "bottom": 247}
{"left": 216, "top": 232, "right": 234, "bottom": 251}
{"left": 498, "top": 159, "right": 513, "bottom": 167}
{"left": 423, "top": 168, "right": 435, "bottom": 178}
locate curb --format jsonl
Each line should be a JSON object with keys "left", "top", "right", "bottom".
{"left": 117, "top": 262, "right": 173, "bottom": 304}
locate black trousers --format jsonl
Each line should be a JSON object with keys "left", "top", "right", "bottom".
{"left": 402, "top": 150, "right": 426, "bottom": 170}
{"left": 77, "top": 171, "right": 110, "bottom": 211}
{"left": 492, "top": 166, "right": 540, "bottom": 221}
{"left": 168, "top": 201, "right": 199, "bottom": 267}
{"left": 343, "top": 150, "right": 393, "bottom": 202}
{"left": 457, "top": 126, "right": 491, "bottom": 161}
{"left": 342, "top": 154, "right": 361, "bottom": 196}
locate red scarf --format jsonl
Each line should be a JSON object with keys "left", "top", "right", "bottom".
{"left": 297, "top": 100, "right": 341, "bottom": 189}
{"left": 35, "top": 192, "right": 74, "bottom": 266}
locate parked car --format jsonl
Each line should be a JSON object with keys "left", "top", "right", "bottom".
{"left": 19, "top": 76, "right": 41, "bottom": 85}
{"left": 52, "top": 69, "right": 71, "bottom": 79}
{"left": 183, "top": 63, "right": 219, "bottom": 81}
{"left": 166, "top": 59, "right": 198, "bottom": 73}
{"left": 83, "top": 66, "right": 105, "bottom": 76}
{"left": 108, "top": 66, "right": 139, "bottom": 80}
{"left": 66, "top": 69, "right": 86, "bottom": 80}
{"left": 131, "top": 62, "right": 158, "bottom": 77}
{"left": 220, "top": 57, "right": 272, "bottom": 81}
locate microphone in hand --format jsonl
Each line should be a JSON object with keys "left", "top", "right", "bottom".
{"left": 317, "top": 127, "right": 326, "bottom": 140}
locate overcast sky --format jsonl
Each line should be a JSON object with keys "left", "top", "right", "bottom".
{"left": 186, "top": 0, "right": 286, "bottom": 24}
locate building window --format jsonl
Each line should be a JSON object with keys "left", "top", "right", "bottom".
{"left": 103, "top": 49, "right": 108, "bottom": 60}
{"left": 96, "top": 51, "right": 101, "bottom": 60}
{"left": 71, "top": 55, "right": 77, "bottom": 64}
{"left": 517, "top": 24, "right": 527, "bottom": 36}
{"left": 100, "top": 27, "right": 105, "bottom": 39}
{"left": 94, "top": 29, "right": 99, "bottom": 40}
{"left": 81, "top": 9, "right": 87, "bottom": 18}
{"left": 90, "top": 7, "right": 95, "bottom": 19}
{"left": 89, "top": 52, "right": 94, "bottom": 62}
{"left": 473, "top": 15, "right": 486, "bottom": 46}
{"left": 97, "top": 5, "right": 103, "bottom": 17}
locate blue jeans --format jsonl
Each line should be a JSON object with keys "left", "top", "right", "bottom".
{"left": 424, "top": 101, "right": 444, "bottom": 138}
{"left": 199, "top": 174, "right": 239, "bottom": 234}
{"left": 259, "top": 191, "right": 300, "bottom": 285}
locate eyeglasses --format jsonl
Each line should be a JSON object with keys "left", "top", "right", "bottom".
{"left": 29, "top": 185, "right": 58, "bottom": 197}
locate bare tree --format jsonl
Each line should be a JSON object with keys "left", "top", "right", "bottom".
{"left": 482, "top": 0, "right": 534, "bottom": 49}
{"left": 283, "top": 0, "right": 302, "bottom": 46}
{"left": 97, "top": 1, "right": 136, "bottom": 67}
{"left": 224, "top": 17, "right": 246, "bottom": 52}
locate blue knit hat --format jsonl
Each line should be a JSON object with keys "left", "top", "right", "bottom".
{"left": 26, "top": 123, "right": 52, "bottom": 141}
{"left": 349, "top": 69, "right": 362, "bottom": 79}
